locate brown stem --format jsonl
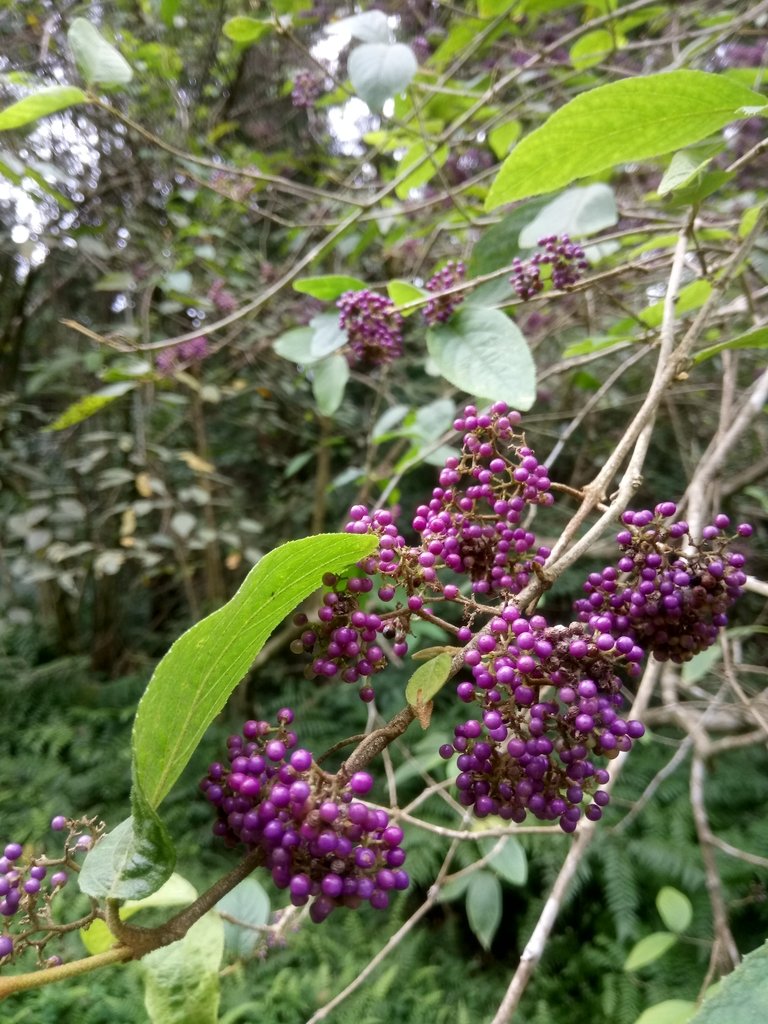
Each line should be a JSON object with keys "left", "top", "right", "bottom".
{"left": 341, "top": 706, "right": 417, "bottom": 776}
{"left": 103, "top": 847, "right": 263, "bottom": 958}
{"left": 0, "top": 947, "right": 133, "bottom": 1001}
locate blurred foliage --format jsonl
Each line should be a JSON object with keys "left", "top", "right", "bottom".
{"left": 1, "top": 0, "right": 768, "bottom": 1020}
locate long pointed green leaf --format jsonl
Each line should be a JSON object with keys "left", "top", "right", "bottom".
{"left": 0, "top": 86, "right": 87, "bottom": 131}
{"left": 487, "top": 70, "right": 766, "bottom": 208}
{"left": 133, "top": 533, "right": 377, "bottom": 808}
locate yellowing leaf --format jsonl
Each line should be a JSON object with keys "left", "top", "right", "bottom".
{"left": 179, "top": 451, "right": 215, "bottom": 474}
{"left": 135, "top": 472, "right": 153, "bottom": 497}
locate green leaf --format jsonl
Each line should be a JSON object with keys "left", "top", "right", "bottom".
{"left": 80, "top": 873, "right": 198, "bottom": 954}
{"left": 142, "top": 913, "right": 224, "bottom": 1024}
{"left": 273, "top": 327, "right": 316, "bottom": 364}
{"left": 519, "top": 184, "right": 617, "bottom": 247}
{"left": 132, "top": 533, "right": 378, "bottom": 809}
{"left": 78, "top": 810, "right": 175, "bottom": 901}
{"left": 331, "top": 10, "right": 391, "bottom": 44}
{"left": 624, "top": 931, "right": 678, "bottom": 971}
{"left": 160, "top": 0, "right": 180, "bottom": 28}
{"left": 309, "top": 312, "right": 348, "bottom": 360}
{"left": 293, "top": 275, "right": 367, "bottom": 300}
{"left": 738, "top": 204, "right": 762, "bottom": 239}
{"left": 466, "top": 871, "right": 502, "bottom": 951}
{"left": 312, "top": 353, "right": 349, "bottom": 416}
{"left": 656, "top": 887, "right": 693, "bottom": 934}
{"left": 639, "top": 279, "right": 712, "bottom": 328}
{"left": 348, "top": 42, "right": 418, "bottom": 111}
{"left": 68, "top": 19, "right": 133, "bottom": 87}
{"left": 426, "top": 307, "right": 536, "bottom": 409}
{"left": 387, "top": 279, "right": 427, "bottom": 313}
{"left": 436, "top": 873, "right": 472, "bottom": 903}
{"left": 689, "top": 939, "right": 768, "bottom": 1023}
{"left": 478, "top": 831, "right": 528, "bottom": 887}
{"left": 222, "top": 17, "right": 273, "bottom": 45}
{"left": 405, "top": 652, "right": 453, "bottom": 707}
{"left": 45, "top": 382, "right": 135, "bottom": 431}
{"left": 395, "top": 141, "right": 449, "bottom": 199}
{"left": 468, "top": 200, "right": 547, "bottom": 275}
{"left": 693, "top": 325, "right": 768, "bottom": 364}
{"left": 569, "top": 28, "right": 620, "bottom": 70}
{"left": 658, "top": 151, "right": 708, "bottom": 196}
{"left": 217, "top": 878, "right": 270, "bottom": 959}
{"left": 0, "top": 86, "right": 87, "bottom": 131}
{"left": 486, "top": 70, "right": 766, "bottom": 208}
{"left": 93, "top": 271, "right": 136, "bottom": 292}
{"left": 488, "top": 119, "right": 521, "bottom": 159}
{"left": 634, "top": 1001, "right": 697, "bottom": 1024}
{"left": 680, "top": 645, "right": 723, "bottom": 684}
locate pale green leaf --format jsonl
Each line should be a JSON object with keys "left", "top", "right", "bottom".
{"left": 624, "top": 931, "right": 678, "bottom": 971}
{"left": 478, "top": 832, "right": 528, "bottom": 887}
{"left": 78, "top": 809, "right": 175, "bottom": 901}
{"left": 658, "top": 151, "right": 708, "bottom": 196}
{"left": 693, "top": 325, "right": 768, "bottom": 364}
{"left": 426, "top": 307, "right": 536, "bottom": 409}
{"left": 330, "top": 10, "right": 390, "bottom": 43}
{"left": 348, "top": 42, "right": 418, "bottom": 111}
{"left": 405, "top": 652, "right": 453, "bottom": 707}
{"left": 466, "top": 871, "right": 502, "bottom": 951}
{"left": 680, "top": 645, "right": 723, "bottom": 684}
{"left": 68, "top": 19, "right": 133, "bottom": 87}
{"left": 142, "top": 913, "right": 224, "bottom": 1024}
{"left": 487, "top": 70, "right": 766, "bottom": 208}
{"left": 273, "top": 327, "right": 316, "bottom": 364}
{"left": 217, "top": 878, "right": 270, "bottom": 958}
{"left": 309, "top": 312, "right": 348, "bottom": 360}
{"left": 132, "top": 533, "right": 378, "bottom": 809}
{"left": 689, "top": 939, "right": 768, "bottom": 1023}
{"left": 312, "top": 353, "right": 349, "bottom": 416}
{"left": 634, "top": 1001, "right": 697, "bottom": 1024}
{"left": 387, "top": 279, "right": 427, "bottom": 313}
{"left": 293, "top": 275, "right": 367, "bottom": 299}
{"left": 0, "top": 86, "right": 87, "bottom": 131}
{"left": 656, "top": 887, "right": 693, "bottom": 934}
{"left": 223, "top": 17, "right": 273, "bottom": 45}
{"left": 519, "top": 184, "right": 617, "bottom": 247}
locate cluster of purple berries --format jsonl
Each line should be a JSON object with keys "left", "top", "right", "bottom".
{"left": 208, "top": 278, "right": 238, "bottom": 314}
{"left": 293, "top": 560, "right": 410, "bottom": 701}
{"left": 413, "top": 403, "right": 553, "bottom": 596}
{"left": 574, "top": 505, "right": 751, "bottom": 664}
{"left": 0, "top": 818, "right": 93, "bottom": 963}
{"left": 288, "top": 402, "right": 751, "bottom": 839}
{"left": 423, "top": 261, "right": 466, "bottom": 324}
{"left": 200, "top": 711, "right": 409, "bottom": 923}
{"left": 291, "top": 69, "right": 325, "bottom": 108}
{"left": 439, "top": 611, "right": 646, "bottom": 832}
{"left": 155, "top": 335, "right": 210, "bottom": 376}
{"left": 511, "top": 234, "right": 589, "bottom": 299}
{"left": 337, "top": 289, "right": 404, "bottom": 367}
{"left": 298, "top": 404, "right": 554, "bottom": 699}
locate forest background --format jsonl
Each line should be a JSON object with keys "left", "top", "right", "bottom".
{"left": 1, "top": 1, "right": 768, "bottom": 1022}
